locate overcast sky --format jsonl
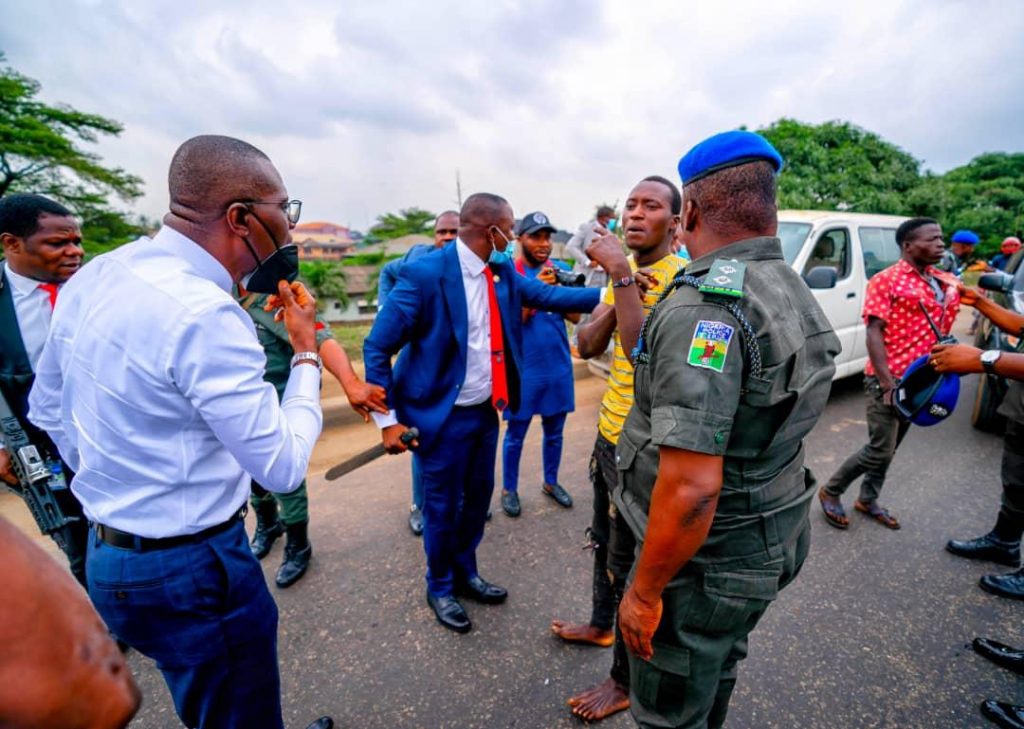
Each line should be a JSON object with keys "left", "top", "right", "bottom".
{"left": 3, "top": 0, "right": 1023, "bottom": 232}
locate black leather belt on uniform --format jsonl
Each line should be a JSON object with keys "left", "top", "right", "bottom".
{"left": 94, "top": 508, "right": 245, "bottom": 552}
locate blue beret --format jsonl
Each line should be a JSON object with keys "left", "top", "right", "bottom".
{"left": 678, "top": 130, "right": 784, "bottom": 186}
{"left": 951, "top": 229, "right": 980, "bottom": 245}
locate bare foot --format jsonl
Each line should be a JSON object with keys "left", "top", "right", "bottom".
{"left": 551, "top": 620, "right": 614, "bottom": 647}
{"left": 568, "top": 677, "right": 630, "bottom": 721}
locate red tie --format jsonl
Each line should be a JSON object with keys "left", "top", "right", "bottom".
{"left": 483, "top": 267, "right": 509, "bottom": 412}
{"left": 37, "top": 282, "right": 58, "bottom": 310}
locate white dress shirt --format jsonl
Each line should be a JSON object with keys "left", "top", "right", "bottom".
{"left": 28, "top": 226, "right": 323, "bottom": 538}
{"left": 371, "top": 238, "right": 492, "bottom": 429}
{"left": 4, "top": 264, "right": 56, "bottom": 369}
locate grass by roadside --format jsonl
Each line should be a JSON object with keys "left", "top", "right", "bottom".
{"left": 331, "top": 322, "right": 372, "bottom": 361}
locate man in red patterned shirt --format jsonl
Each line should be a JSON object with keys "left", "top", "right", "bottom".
{"left": 819, "top": 218, "right": 959, "bottom": 529}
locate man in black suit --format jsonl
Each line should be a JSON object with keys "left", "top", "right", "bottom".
{"left": 0, "top": 193, "right": 89, "bottom": 585}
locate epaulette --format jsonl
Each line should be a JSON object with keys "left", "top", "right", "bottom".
{"left": 698, "top": 259, "right": 746, "bottom": 299}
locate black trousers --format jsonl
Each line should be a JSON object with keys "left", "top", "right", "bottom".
{"left": 589, "top": 432, "right": 636, "bottom": 688}
{"left": 998, "top": 418, "right": 1024, "bottom": 536}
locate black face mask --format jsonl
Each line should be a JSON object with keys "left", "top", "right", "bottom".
{"left": 240, "top": 209, "right": 298, "bottom": 294}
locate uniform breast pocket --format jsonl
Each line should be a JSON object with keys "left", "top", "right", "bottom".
{"left": 683, "top": 566, "right": 781, "bottom": 635}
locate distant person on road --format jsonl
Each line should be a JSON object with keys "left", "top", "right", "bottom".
{"left": 938, "top": 228, "right": 980, "bottom": 276}
{"left": 589, "top": 130, "right": 840, "bottom": 729}
{"left": 238, "top": 284, "right": 387, "bottom": 588}
{"left": 550, "top": 176, "right": 686, "bottom": 723}
{"left": 990, "top": 236, "right": 1022, "bottom": 272}
{"left": 377, "top": 210, "right": 459, "bottom": 536}
{"left": 566, "top": 204, "right": 617, "bottom": 289}
{"left": 28, "top": 134, "right": 333, "bottom": 729}
{"left": 363, "top": 193, "right": 599, "bottom": 635}
{"left": 819, "top": 218, "right": 960, "bottom": 530}
{"left": 938, "top": 287, "right": 1024, "bottom": 599}
{"left": 500, "top": 211, "right": 580, "bottom": 518}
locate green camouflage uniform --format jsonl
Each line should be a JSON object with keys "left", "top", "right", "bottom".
{"left": 236, "top": 289, "right": 333, "bottom": 525}
{"left": 615, "top": 237, "right": 840, "bottom": 728}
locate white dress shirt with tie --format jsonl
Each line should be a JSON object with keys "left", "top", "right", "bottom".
{"left": 4, "top": 263, "right": 56, "bottom": 369}
{"left": 28, "top": 226, "right": 323, "bottom": 538}
{"left": 371, "top": 238, "right": 492, "bottom": 429}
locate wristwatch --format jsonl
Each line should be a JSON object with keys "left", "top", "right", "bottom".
{"left": 290, "top": 351, "right": 323, "bottom": 373}
{"left": 980, "top": 349, "right": 1002, "bottom": 375}
{"left": 612, "top": 275, "right": 635, "bottom": 289}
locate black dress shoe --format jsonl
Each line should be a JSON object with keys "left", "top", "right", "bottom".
{"left": 426, "top": 592, "right": 472, "bottom": 633}
{"left": 408, "top": 505, "right": 424, "bottom": 537}
{"left": 305, "top": 717, "right": 334, "bottom": 729}
{"left": 981, "top": 567, "right": 1024, "bottom": 601}
{"left": 457, "top": 575, "right": 508, "bottom": 604}
{"left": 974, "top": 638, "right": 1024, "bottom": 676}
{"left": 947, "top": 533, "right": 1020, "bottom": 567}
{"left": 502, "top": 490, "right": 521, "bottom": 518}
{"left": 982, "top": 700, "right": 1024, "bottom": 729}
{"left": 542, "top": 482, "right": 573, "bottom": 508}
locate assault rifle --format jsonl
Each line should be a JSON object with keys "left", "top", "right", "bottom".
{"left": 0, "top": 389, "right": 79, "bottom": 551}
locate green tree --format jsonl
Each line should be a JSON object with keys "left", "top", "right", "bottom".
{"left": 299, "top": 261, "right": 349, "bottom": 311}
{"left": 369, "top": 207, "right": 435, "bottom": 240}
{"left": 0, "top": 54, "right": 143, "bottom": 249}
{"left": 758, "top": 119, "right": 921, "bottom": 214}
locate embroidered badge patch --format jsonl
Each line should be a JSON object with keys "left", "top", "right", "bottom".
{"left": 687, "top": 320, "right": 735, "bottom": 373}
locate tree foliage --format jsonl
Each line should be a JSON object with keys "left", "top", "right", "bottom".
{"left": 758, "top": 119, "right": 921, "bottom": 214}
{"left": 299, "top": 261, "right": 349, "bottom": 311}
{"left": 368, "top": 207, "right": 435, "bottom": 240}
{"left": 0, "top": 54, "right": 144, "bottom": 251}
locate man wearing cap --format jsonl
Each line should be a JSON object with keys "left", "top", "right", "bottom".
{"left": 586, "top": 131, "right": 840, "bottom": 728}
{"left": 939, "top": 229, "right": 980, "bottom": 276}
{"left": 990, "top": 236, "right": 1022, "bottom": 272}
{"left": 819, "top": 218, "right": 959, "bottom": 530}
{"left": 500, "top": 211, "right": 578, "bottom": 517}
{"left": 374, "top": 210, "right": 460, "bottom": 536}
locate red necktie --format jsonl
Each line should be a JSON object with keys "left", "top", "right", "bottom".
{"left": 37, "top": 282, "right": 58, "bottom": 310}
{"left": 483, "top": 267, "right": 509, "bottom": 411}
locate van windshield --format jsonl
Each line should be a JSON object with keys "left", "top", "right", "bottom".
{"left": 778, "top": 222, "right": 812, "bottom": 264}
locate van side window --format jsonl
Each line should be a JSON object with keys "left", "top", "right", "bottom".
{"left": 803, "top": 228, "right": 851, "bottom": 280}
{"left": 859, "top": 227, "right": 900, "bottom": 278}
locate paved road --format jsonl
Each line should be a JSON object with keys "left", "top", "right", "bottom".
{"left": 6, "top": 335, "right": 1017, "bottom": 728}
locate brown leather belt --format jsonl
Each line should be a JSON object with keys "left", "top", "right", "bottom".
{"left": 94, "top": 508, "right": 245, "bottom": 552}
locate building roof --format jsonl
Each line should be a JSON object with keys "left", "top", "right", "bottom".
{"left": 341, "top": 265, "right": 379, "bottom": 296}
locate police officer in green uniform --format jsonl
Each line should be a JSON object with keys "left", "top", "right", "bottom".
{"left": 237, "top": 286, "right": 388, "bottom": 587}
{"left": 586, "top": 131, "right": 841, "bottom": 728}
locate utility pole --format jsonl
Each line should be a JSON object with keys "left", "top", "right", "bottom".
{"left": 455, "top": 169, "right": 463, "bottom": 208}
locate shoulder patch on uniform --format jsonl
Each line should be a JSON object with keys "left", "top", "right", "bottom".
{"left": 687, "top": 320, "right": 735, "bottom": 373}
{"left": 699, "top": 259, "right": 746, "bottom": 298}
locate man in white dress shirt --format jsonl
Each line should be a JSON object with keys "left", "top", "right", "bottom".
{"left": 28, "top": 135, "right": 332, "bottom": 729}
{"left": 0, "top": 193, "right": 90, "bottom": 586}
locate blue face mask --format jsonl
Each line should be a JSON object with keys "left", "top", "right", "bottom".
{"left": 488, "top": 226, "right": 515, "bottom": 265}
{"left": 606, "top": 219, "right": 617, "bottom": 232}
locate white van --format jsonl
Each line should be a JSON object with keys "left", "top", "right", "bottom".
{"left": 779, "top": 210, "right": 907, "bottom": 379}
{"left": 584, "top": 210, "right": 908, "bottom": 381}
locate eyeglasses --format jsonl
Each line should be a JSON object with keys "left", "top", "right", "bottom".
{"left": 245, "top": 199, "right": 303, "bottom": 225}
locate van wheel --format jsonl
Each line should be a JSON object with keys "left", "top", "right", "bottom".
{"left": 971, "top": 373, "right": 1006, "bottom": 434}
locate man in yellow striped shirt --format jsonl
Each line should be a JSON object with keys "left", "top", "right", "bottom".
{"left": 551, "top": 176, "right": 687, "bottom": 722}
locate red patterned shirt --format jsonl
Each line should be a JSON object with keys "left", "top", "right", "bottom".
{"left": 862, "top": 259, "right": 960, "bottom": 379}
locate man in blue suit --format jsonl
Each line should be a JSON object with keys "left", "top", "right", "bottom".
{"left": 364, "top": 193, "right": 601, "bottom": 633}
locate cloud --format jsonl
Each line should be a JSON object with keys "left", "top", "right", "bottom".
{"left": 1, "top": 0, "right": 1022, "bottom": 230}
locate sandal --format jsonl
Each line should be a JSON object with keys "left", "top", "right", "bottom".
{"left": 854, "top": 500, "right": 901, "bottom": 530}
{"left": 818, "top": 488, "right": 849, "bottom": 529}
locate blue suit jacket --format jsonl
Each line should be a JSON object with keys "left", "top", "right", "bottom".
{"left": 364, "top": 244, "right": 600, "bottom": 450}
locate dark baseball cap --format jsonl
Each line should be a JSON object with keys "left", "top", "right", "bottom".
{"left": 515, "top": 211, "right": 557, "bottom": 236}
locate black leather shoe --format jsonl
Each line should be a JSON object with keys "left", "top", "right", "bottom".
{"left": 305, "top": 717, "right": 334, "bottom": 729}
{"left": 408, "top": 505, "right": 424, "bottom": 537}
{"left": 276, "top": 521, "right": 312, "bottom": 588}
{"left": 974, "top": 638, "right": 1024, "bottom": 676}
{"left": 981, "top": 567, "right": 1024, "bottom": 601}
{"left": 426, "top": 592, "right": 472, "bottom": 633}
{"left": 542, "top": 482, "right": 573, "bottom": 508}
{"left": 947, "top": 533, "right": 1020, "bottom": 567}
{"left": 981, "top": 700, "right": 1024, "bottom": 728}
{"left": 457, "top": 575, "right": 508, "bottom": 604}
{"left": 502, "top": 490, "right": 521, "bottom": 517}
{"left": 250, "top": 502, "right": 284, "bottom": 560}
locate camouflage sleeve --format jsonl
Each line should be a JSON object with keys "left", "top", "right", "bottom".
{"left": 646, "top": 301, "right": 744, "bottom": 455}
{"left": 314, "top": 311, "right": 335, "bottom": 348}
